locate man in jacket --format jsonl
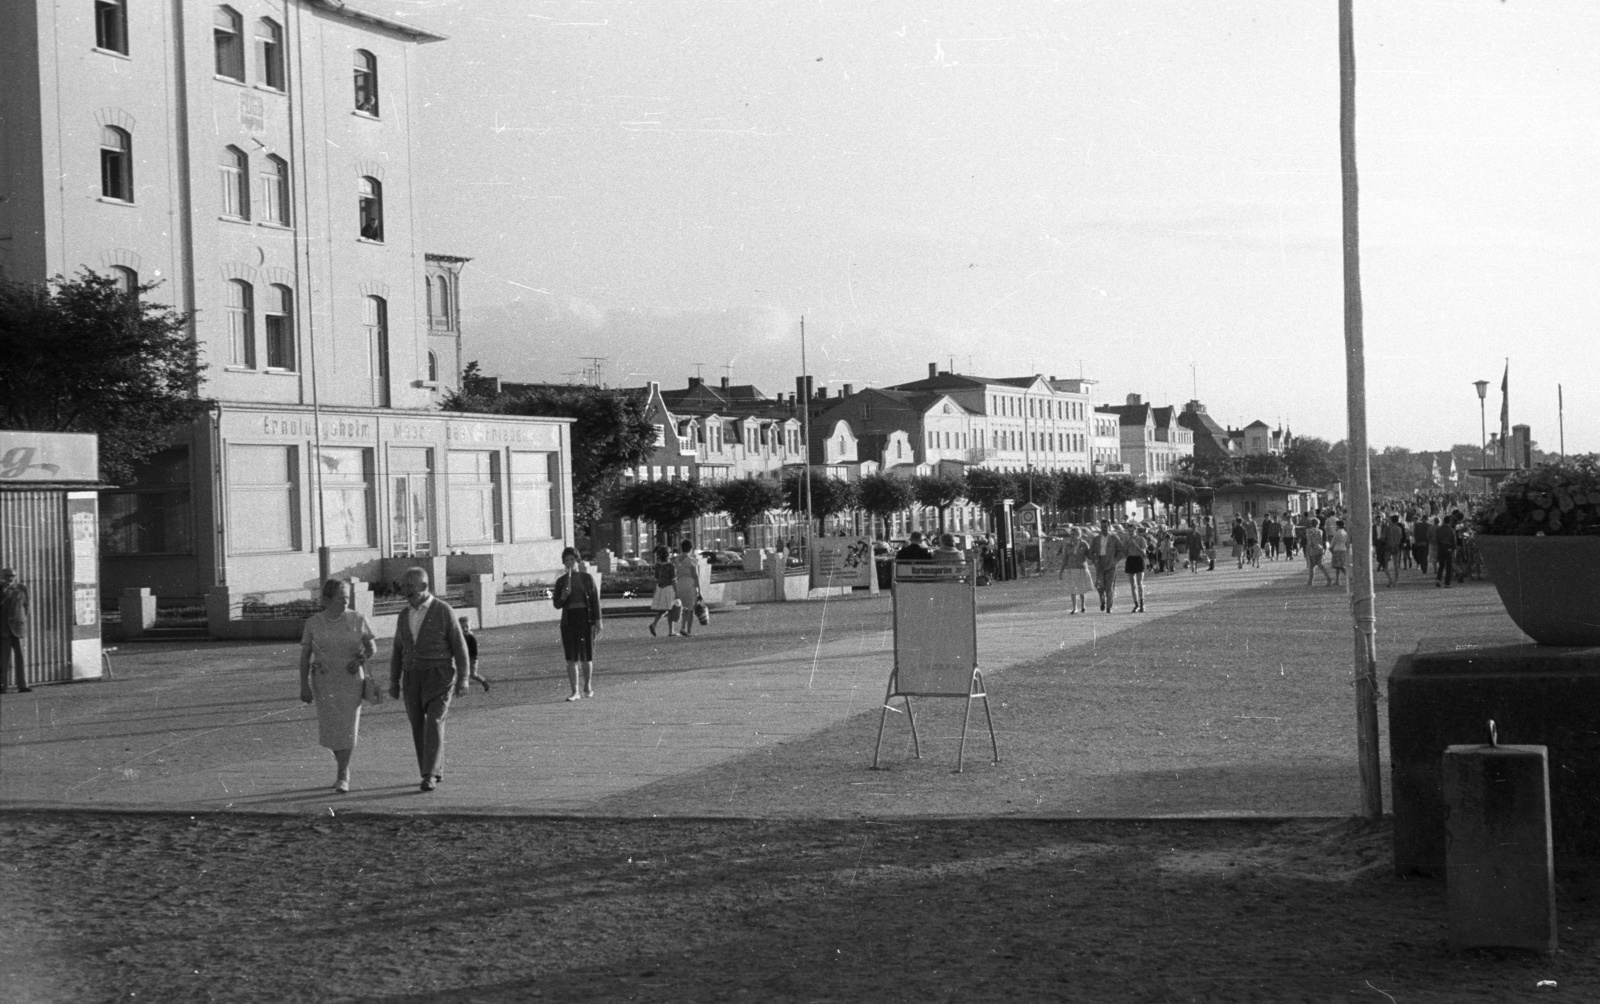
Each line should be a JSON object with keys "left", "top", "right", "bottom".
{"left": 388, "top": 567, "right": 471, "bottom": 791}
{"left": 1434, "top": 516, "right": 1459, "bottom": 588}
{"left": 1, "top": 568, "right": 30, "bottom": 693}
{"left": 1089, "top": 519, "right": 1127, "bottom": 612}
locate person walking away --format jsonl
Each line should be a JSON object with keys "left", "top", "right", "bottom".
{"left": 1, "top": 568, "right": 30, "bottom": 693}
{"left": 1186, "top": 521, "right": 1203, "bottom": 573}
{"left": 1123, "top": 524, "right": 1149, "bottom": 613}
{"left": 1230, "top": 517, "right": 1247, "bottom": 569}
{"left": 457, "top": 616, "right": 490, "bottom": 692}
{"left": 299, "top": 579, "right": 378, "bottom": 792}
{"left": 1058, "top": 527, "right": 1094, "bottom": 613}
{"left": 1244, "top": 516, "right": 1261, "bottom": 568}
{"left": 1204, "top": 516, "right": 1218, "bottom": 570}
{"left": 1434, "top": 516, "right": 1458, "bottom": 588}
{"left": 1263, "top": 514, "right": 1281, "bottom": 560}
{"left": 1090, "top": 519, "right": 1126, "bottom": 612}
{"left": 1382, "top": 515, "right": 1406, "bottom": 588}
{"left": 1328, "top": 519, "right": 1351, "bottom": 586}
{"left": 647, "top": 544, "right": 678, "bottom": 637}
{"left": 553, "top": 547, "right": 603, "bottom": 698}
{"left": 1411, "top": 514, "right": 1431, "bottom": 575}
{"left": 1304, "top": 522, "right": 1333, "bottom": 586}
{"left": 671, "top": 539, "right": 702, "bottom": 637}
{"left": 388, "top": 567, "right": 471, "bottom": 792}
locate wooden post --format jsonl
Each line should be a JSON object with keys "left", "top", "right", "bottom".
{"left": 1340, "top": 0, "right": 1383, "bottom": 820}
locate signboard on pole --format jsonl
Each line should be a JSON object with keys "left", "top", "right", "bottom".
{"left": 873, "top": 556, "right": 998, "bottom": 772}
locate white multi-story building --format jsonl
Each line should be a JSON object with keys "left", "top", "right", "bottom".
{"left": 1, "top": 1, "right": 574, "bottom": 604}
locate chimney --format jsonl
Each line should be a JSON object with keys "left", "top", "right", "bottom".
{"left": 1126, "top": 393, "right": 1142, "bottom": 406}
{"left": 796, "top": 376, "right": 807, "bottom": 404}
{"left": 720, "top": 376, "right": 729, "bottom": 389}
{"left": 817, "top": 386, "right": 828, "bottom": 399}
{"left": 843, "top": 383, "right": 853, "bottom": 397}
{"left": 688, "top": 376, "right": 702, "bottom": 389}
{"left": 928, "top": 362, "right": 938, "bottom": 379}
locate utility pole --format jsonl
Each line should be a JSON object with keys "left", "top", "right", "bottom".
{"left": 1340, "top": 0, "right": 1383, "bottom": 821}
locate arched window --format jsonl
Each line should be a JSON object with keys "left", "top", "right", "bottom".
{"left": 110, "top": 266, "right": 138, "bottom": 295}
{"left": 226, "top": 279, "right": 255, "bottom": 368}
{"left": 434, "top": 275, "right": 451, "bottom": 324}
{"left": 100, "top": 126, "right": 132, "bottom": 201}
{"left": 264, "top": 284, "right": 294, "bottom": 370}
{"left": 357, "top": 176, "right": 383, "bottom": 241}
{"left": 353, "top": 50, "right": 379, "bottom": 114}
{"left": 214, "top": 7, "right": 244, "bottom": 81}
{"left": 95, "top": 1, "right": 128, "bottom": 54}
{"left": 255, "top": 18, "right": 284, "bottom": 90}
{"left": 260, "top": 155, "right": 290, "bottom": 225}
{"left": 220, "top": 146, "right": 249, "bottom": 219}
{"left": 365, "top": 296, "right": 390, "bottom": 407}
{"left": 427, "top": 350, "right": 439, "bottom": 384}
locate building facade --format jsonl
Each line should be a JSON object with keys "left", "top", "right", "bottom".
{"left": 1, "top": 1, "right": 573, "bottom": 602}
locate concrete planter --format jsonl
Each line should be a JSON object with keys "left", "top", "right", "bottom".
{"left": 1476, "top": 535, "right": 1600, "bottom": 647}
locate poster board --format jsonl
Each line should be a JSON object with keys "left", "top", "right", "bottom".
{"left": 810, "top": 536, "right": 874, "bottom": 590}
{"left": 892, "top": 559, "right": 977, "bottom": 695}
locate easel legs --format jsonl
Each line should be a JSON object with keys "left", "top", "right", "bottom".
{"left": 873, "top": 671, "right": 920, "bottom": 769}
{"left": 956, "top": 671, "right": 1000, "bottom": 773}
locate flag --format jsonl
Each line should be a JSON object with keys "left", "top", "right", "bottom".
{"left": 1498, "top": 363, "right": 1510, "bottom": 463}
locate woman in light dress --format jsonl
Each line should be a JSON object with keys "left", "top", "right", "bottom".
{"left": 299, "top": 579, "right": 378, "bottom": 793}
{"left": 1058, "top": 526, "right": 1094, "bottom": 614}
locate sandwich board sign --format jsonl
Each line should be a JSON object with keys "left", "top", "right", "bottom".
{"left": 873, "top": 555, "right": 999, "bottom": 772}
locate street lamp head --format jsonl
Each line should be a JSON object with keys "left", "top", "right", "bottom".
{"left": 1473, "top": 380, "right": 1490, "bottom": 400}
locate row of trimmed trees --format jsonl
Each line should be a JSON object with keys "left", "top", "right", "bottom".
{"left": 611, "top": 467, "right": 1204, "bottom": 547}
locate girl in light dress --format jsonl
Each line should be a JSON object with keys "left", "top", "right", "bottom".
{"left": 298, "top": 579, "right": 378, "bottom": 793}
{"left": 1058, "top": 527, "right": 1094, "bottom": 614}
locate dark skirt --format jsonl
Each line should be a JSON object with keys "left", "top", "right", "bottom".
{"left": 1125, "top": 555, "right": 1145, "bottom": 575}
{"left": 560, "top": 609, "right": 595, "bottom": 663}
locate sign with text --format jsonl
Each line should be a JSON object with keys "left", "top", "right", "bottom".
{"left": 0, "top": 431, "right": 98, "bottom": 483}
{"left": 810, "top": 536, "right": 874, "bottom": 589}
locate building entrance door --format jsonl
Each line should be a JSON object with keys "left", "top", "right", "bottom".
{"left": 388, "top": 448, "right": 433, "bottom": 557}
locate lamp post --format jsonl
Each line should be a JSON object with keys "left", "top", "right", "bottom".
{"left": 1473, "top": 380, "right": 1490, "bottom": 493}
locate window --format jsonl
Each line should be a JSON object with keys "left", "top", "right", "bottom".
{"left": 315, "top": 447, "right": 374, "bottom": 548}
{"left": 260, "top": 155, "right": 290, "bottom": 225}
{"left": 448, "top": 451, "right": 502, "bottom": 545}
{"left": 226, "top": 445, "right": 299, "bottom": 553}
{"left": 100, "top": 126, "right": 132, "bottom": 201}
{"left": 426, "top": 350, "right": 438, "bottom": 384}
{"left": 214, "top": 7, "right": 244, "bottom": 80}
{"left": 353, "top": 50, "right": 379, "bottom": 114}
{"left": 225, "top": 279, "right": 255, "bottom": 368}
{"left": 365, "top": 295, "right": 389, "bottom": 406}
{"left": 264, "top": 284, "right": 294, "bottom": 369}
{"left": 357, "top": 176, "right": 383, "bottom": 240}
{"left": 389, "top": 447, "right": 432, "bottom": 556}
{"left": 220, "top": 146, "right": 249, "bottom": 219}
{"left": 256, "top": 18, "right": 284, "bottom": 90}
{"left": 110, "top": 266, "right": 138, "bottom": 295}
{"left": 101, "top": 447, "right": 192, "bottom": 555}
{"left": 95, "top": 0, "right": 128, "bottom": 54}
{"left": 434, "top": 275, "right": 451, "bottom": 325}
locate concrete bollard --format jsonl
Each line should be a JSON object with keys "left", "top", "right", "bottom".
{"left": 1443, "top": 727, "right": 1557, "bottom": 954}
{"left": 118, "top": 587, "right": 157, "bottom": 639}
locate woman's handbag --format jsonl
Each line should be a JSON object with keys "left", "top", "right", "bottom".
{"left": 693, "top": 597, "right": 710, "bottom": 627}
{"left": 361, "top": 672, "right": 386, "bottom": 705}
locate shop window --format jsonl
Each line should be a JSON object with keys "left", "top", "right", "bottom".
{"left": 256, "top": 18, "right": 284, "bottom": 90}
{"left": 388, "top": 447, "right": 433, "bottom": 557}
{"left": 364, "top": 295, "right": 389, "bottom": 406}
{"left": 100, "top": 447, "right": 193, "bottom": 555}
{"left": 226, "top": 279, "right": 255, "bottom": 368}
{"left": 315, "top": 447, "right": 374, "bottom": 548}
{"left": 353, "top": 49, "right": 379, "bottom": 114}
{"left": 214, "top": 6, "right": 244, "bottom": 81}
{"left": 95, "top": 0, "right": 128, "bottom": 54}
{"left": 226, "top": 444, "right": 299, "bottom": 553}
{"left": 260, "top": 155, "right": 290, "bottom": 225}
{"left": 447, "top": 450, "right": 502, "bottom": 545}
{"left": 100, "top": 126, "right": 132, "bottom": 201}
{"left": 264, "top": 284, "right": 294, "bottom": 370}
{"left": 358, "top": 176, "right": 383, "bottom": 240}
{"left": 220, "top": 145, "right": 249, "bottom": 219}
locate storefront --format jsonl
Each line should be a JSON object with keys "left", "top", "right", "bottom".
{"left": 0, "top": 431, "right": 104, "bottom": 685}
{"left": 100, "top": 405, "right": 573, "bottom": 606}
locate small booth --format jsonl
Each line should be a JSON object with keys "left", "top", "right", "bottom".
{"left": 0, "top": 431, "right": 104, "bottom": 686}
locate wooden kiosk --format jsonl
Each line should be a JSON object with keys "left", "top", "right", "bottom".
{"left": 872, "top": 555, "right": 999, "bottom": 772}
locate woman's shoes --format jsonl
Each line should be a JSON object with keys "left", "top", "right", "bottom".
{"left": 420, "top": 776, "right": 436, "bottom": 792}
{"left": 334, "top": 778, "right": 349, "bottom": 793}
{"left": 478, "top": 677, "right": 491, "bottom": 693}
{"left": 583, "top": 688, "right": 595, "bottom": 698}
{"left": 566, "top": 693, "right": 582, "bottom": 702}
{"left": 649, "top": 622, "right": 657, "bottom": 637}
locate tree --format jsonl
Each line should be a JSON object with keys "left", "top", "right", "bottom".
{"left": 782, "top": 472, "right": 858, "bottom": 526}
{"left": 611, "top": 479, "right": 717, "bottom": 544}
{"left": 1101, "top": 474, "right": 1140, "bottom": 512}
{"left": 0, "top": 272, "right": 209, "bottom": 484}
{"left": 1283, "top": 436, "right": 1339, "bottom": 489}
{"left": 439, "top": 359, "right": 501, "bottom": 413}
{"left": 456, "top": 384, "right": 656, "bottom": 532}
{"left": 963, "top": 468, "right": 1020, "bottom": 511}
{"left": 855, "top": 473, "right": 913, "bottom": 539}
{"left": 910, "top": 474, "right": 966, "bottom": 532}
{"left": 712, "top": 478, "right": 785, "bottom": 543}
{"left": 1053, "top": 470, "right": 1103, "bottom": 519}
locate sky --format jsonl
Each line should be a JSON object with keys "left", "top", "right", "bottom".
{"left": 382, "top": 0, "right": 1599, "bottom": 456}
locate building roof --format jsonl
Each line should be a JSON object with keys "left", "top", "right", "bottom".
{"left": 1101, "top": 403, "right": 1151, "bottom": 426}
{"left": 309, "top": 1, "right": 448, "bottom": 41}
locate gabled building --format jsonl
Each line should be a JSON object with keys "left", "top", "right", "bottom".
{"left": 1177, "top": 400, "right": 1233, "bottom": 463}
{"left": 1098, "top": 396, "right": 1192, "bottom": 482}
{"left": 887, "top": 365, "right": 1098, "bottom": 475}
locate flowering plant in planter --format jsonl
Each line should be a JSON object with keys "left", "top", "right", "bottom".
{"left": 1472, "top": 457, "right": 1600, "bottom": 536}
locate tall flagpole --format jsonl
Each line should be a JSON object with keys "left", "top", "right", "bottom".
{"left": 1340, "top": 0, "right": 1382, "bottom": 821}
{"left": 800, "top": 317, "right": 813, "bottom": 542}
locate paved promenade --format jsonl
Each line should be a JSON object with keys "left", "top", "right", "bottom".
{"left": 0, "top": 559, "right": 1523, "bottom": 818}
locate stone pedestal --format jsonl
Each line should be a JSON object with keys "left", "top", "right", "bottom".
{"left": 1389, "top": 640, "right": 1600, "bottom": 878}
